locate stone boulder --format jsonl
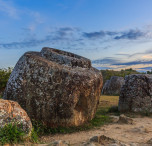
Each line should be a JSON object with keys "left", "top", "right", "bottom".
{"left": 119, "top": 74, "right": 152, "bottom": 113}
{"left": 102, "top": 76, "right": 125, "bottom": 95}
{"left": 118, "top": 114, "right": 134, "bottom": 124}
{"left": 3, "top": 47, "right": 103, "bottom": 127}
{"left": 0, "top": 99, "right": 32, "bottom": 136}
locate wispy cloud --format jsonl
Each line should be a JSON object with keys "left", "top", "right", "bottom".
{"left": 92, "top": 57, "right": 120, "bottom": 64}
{"left": 82, "top": 30, "right": 118, "bottom": 39}
{"left": 0, "top": 0, "right": 18, "bottom": 18}
{"left": 0, "top": 27, "right": 81, "bottom": 49}
{"left": 83, "top": 31, "right": 105, "bottom": 39}
{"left": 82, "top": 29, "right": 146, "bottom": 41}
{"left": 114, "top": 29, "right": 145, "bottom": 40}
{"left": 115, "top": 48, "right": 152, "bottom": 58}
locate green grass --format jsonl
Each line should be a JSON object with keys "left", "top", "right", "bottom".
{"left": 30, "top": 128, "right": 39, "bottom": 143}
{"left": 0, "top": 123, "right": 25, "bottom": 145}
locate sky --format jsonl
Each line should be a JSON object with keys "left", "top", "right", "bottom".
{"left": 1, "top": 0, "right": 152, "bottom": 72}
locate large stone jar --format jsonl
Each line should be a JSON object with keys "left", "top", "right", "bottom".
{"left": 3, "top": 47, "right": 103, "bottom": 127}
{"left": 102, "top": 76, "right": 125, "bottom": 95}
{"left": 119, "top": 74, "right": 152, "bottom": 113}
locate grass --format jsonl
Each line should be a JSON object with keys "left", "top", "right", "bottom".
{"left": 0, "top": 89, "right": 3, "bottom": 99}
{"left": 0, "top": 123, "right": 25, "bottom": 145}
{"left": 32, "top": 95, "right": 119, "bottom": 136}
{"left": 0, "top": 123, "right": 40, "bottom": 145}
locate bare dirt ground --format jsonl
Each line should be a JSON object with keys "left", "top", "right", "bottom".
{"left": 39, "top": 96, "right": 152, "bottom": 145}
{"left": 40, "top": 116, "right": 152, "bottom": 145}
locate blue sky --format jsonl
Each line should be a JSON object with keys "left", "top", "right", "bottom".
{"left": 1, "top": 0, "right": 152, "bottom": 71}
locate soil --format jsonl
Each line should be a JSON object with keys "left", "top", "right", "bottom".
{"left": 40, "top": 116, "right": 152, "bottom": 145}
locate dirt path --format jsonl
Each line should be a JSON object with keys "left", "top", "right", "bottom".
{"left": 40, "top": 116, "right": 152, "bottom": 145}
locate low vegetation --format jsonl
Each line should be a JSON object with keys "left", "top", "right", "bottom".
{"left": 0, "top": 68, "right": 12, "bottom": 97}
{"left": 0, "top": 123, "right": 40, "bottom": 145}
{"left": 101, "top": 68, "right": 140, "bottom": 83}
{"left": 0, "top": 123, "right": 25, "bottom": 145}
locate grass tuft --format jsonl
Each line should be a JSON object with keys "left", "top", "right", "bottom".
{"left": 0, "top": 123, "right": 25, "bottom": 145}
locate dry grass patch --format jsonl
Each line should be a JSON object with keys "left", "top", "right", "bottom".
{"left": 99, "top": 95, "right": 119, "bottom": 107}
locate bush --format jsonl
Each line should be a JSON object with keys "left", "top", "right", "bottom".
{"left": 0, "top": 68, "right": 12, "bottom": 90}
{"left": 0, "top": 123, "right": 25, "bottom": 145}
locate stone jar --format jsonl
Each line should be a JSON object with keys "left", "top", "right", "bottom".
{"left": 3, "top": 47, "right": 103, "bottom": 127}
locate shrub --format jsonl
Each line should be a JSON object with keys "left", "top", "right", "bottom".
{"left": 0, "top": 68, "right": 12, "bottom": 90}
{"left": 0, "top": 123, "right": 25, "bottom": 145}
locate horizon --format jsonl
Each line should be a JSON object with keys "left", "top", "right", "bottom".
{"left": 1, "top": 0, "right": 152, "bottom": 72}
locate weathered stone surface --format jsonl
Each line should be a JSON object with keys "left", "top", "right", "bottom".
{"left": 102, "top": 76, "right": 125, "bottom": 95}
{"left": 118, "top": 74, "right": 152, "bottom": 113}
{"left": 118, "top": 114, "right": 134, "bottom": 124}
{"left": 3, "top": 47, "right": 103, "bottom": 127}
{"left": 49, "top": 140, "right": 69, "bottom": 146}
{"left": 0, "top": 99, "right": 32, "bottom": 136}
{"left": 89, "top": 135, "right": 118, "bottom": 145}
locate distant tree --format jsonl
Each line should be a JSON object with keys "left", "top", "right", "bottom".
{"left": 101, "top": 68, "right": 140, "bottom": 84}
{"left": 0, "top": 68, "right": 12, "bottom": 90}
{"left": 147, "top": 69, "right": 152, "bottom": 74}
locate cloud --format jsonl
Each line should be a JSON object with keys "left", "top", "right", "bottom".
{"left": 114, "top": 29, "right": 145, "bottom": 40}
{"left": 0, "top": 0, "right": 18, "bottom": 18}
{"left": 117, "top": 49, "right": 152, "bottom": 58}
{"left": 29, "top": 11, "right": 45, "bottom": 24}
{"left": 0, "top": 27, "right": 81, "bottom": 49}
{"left": 0, "top": 39, "right": 46, "bottom": 49}
{"left": 139, "top": 67, "right": 152, "bottom": 70}
{"left": 82, "top": 30, "right": 118, "bottom": 39}
{"left": 92, "top": 57, "right": 120, "bottom": 64}
{"left": 82, "top": 29, "right": 146, "bottom": 40}
{"left": 83, "top": 31, "right": 105, "bottom": 39}
{"left": 55, "top": 27, "right": 78, "bottom": 38}
{"left": 115, "top": 53, "right": 130, "bottom": 57}
{"left": 113, "top": 60, "right": 152, "bottom": 66}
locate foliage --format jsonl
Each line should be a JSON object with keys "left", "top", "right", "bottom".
{"left": 30, "top": 128, "right": 39, "bottom": 143}
{"left": 0, "top": 123, "right": 25, "bottom": 145}
{"left": 101, "top": 68, "right": 140, "bottom": 83}
{"left": 0, "top": 68, "right": 12, "bottom": 91}
{"left": 147, "top": 69, "right": 152, "bottom": 74}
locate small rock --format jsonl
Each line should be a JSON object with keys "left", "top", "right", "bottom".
{"left": 50, "top": 140, "right": 69, "bottom": 146}
{"left": 147, "top": 138, "right": 152, "bottom": 144}
{"left": 110, "top": 115, "right": 119, "bottom": 123}
{"left": 118, "top": 114, "right": 134, "bottom": 124}
{"left": 129, "top": 143, "right": 137, "bottom": 146}
{"left": 90, "top": 136, "right": 99, "bottom": 143}
{"left": 90, "top": 135, "right": 118, "bottom": 145}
